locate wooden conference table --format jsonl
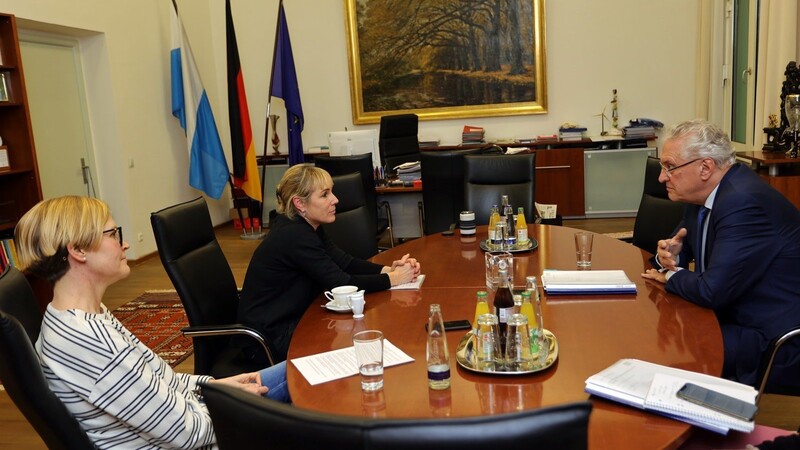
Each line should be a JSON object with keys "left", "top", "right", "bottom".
{"left": 286, "top": 225, "right": 723, "bottom": 449}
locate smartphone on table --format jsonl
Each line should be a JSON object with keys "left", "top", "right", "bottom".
{"left": 425, "top": 319, "right": 471, "bottom": 332}
{"left": 676, "top": 382, "right": 758, "bottom": 422}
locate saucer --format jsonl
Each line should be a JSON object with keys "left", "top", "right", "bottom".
{"left": 325, "top": 302, "right": 351, "bottom": 313}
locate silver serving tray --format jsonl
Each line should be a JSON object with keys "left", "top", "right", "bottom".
{"left": 479, "top": 238, "right": 538, "bottom": 253}
{"left": 455, "top": 329, "right": 558, "bottom": 375}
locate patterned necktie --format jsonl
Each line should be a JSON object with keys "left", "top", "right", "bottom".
{"left": 696, "top": 207, "right": 709, "bottom": 273}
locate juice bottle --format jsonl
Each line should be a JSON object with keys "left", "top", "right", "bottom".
{"left": 516, "top": 207, "right": 528, "bottom": 247}
{"left": 473, "top": 291, "right": 490, "bottom": 333}
{"left": 487, "top": 205, "right": 500, "bottom": 248}
{"left": 519, "top": 291, "right": 539, "bottom": 354}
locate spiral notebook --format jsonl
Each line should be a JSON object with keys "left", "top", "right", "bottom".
{"left": 585, "top": 359, "right": 756, "bottom": 434}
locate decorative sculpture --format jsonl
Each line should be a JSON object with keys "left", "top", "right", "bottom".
{"left": 763, "top": 61, "right": 800, "bottom": 156}
{"left": 270, "top": 114, "right": 281, "bottom": 155}
{"left": 599, "top": 89, "right": 623, "bottom": 137}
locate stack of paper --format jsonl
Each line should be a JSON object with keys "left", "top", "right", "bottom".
{"left": 541, "top": 270, "right": 636, "bottom": 295}
{"left": 390, "top": 274, "right": 425, "bottom": 290}
{"left": 585, "top": 359, "right": 757, "bottom": 434}
{"left": 291, "top": 340, "right": 414, "bottom": 386}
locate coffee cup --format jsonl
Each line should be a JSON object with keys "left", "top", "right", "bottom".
{"left": 324, "top": 285, "right": 358, "bottom": 307}
{"left": 349, "top": 290, "right": 366, "bottom": 319}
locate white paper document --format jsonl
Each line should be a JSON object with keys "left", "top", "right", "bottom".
{"left": 290, "top": 340, "right": 415, "bottom": 386}
{"left": 542, "top": 270, "right": 636, "bottom": 294}
{"left": 390, "top": 274, "right": 425, "bottom": 290}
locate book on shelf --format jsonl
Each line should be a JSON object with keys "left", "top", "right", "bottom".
{"left": 541, "top": 270, "right": 636, "bottom": 295}
{"left": 585, "top": 359, "right": 757, "bottom": 434}
{"left": 462, "top": 125, "right": 485, "bottom": 144}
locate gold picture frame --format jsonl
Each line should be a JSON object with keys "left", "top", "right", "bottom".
{"left": 344, "top": 0, "right": 547, "bottom": 125}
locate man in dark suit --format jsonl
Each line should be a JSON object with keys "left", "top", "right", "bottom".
{"left": 642, "top": 119, "right": 800, "bottom": 390}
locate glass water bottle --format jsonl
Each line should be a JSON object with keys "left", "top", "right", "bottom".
{"left": 426, "top": 304, "right": 451, "bottom": 390}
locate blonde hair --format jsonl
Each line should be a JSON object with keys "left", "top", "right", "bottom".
{"left": 14, "top": 196, "right": 111, "bottom": 283}
{"left": 275, "top": 164, "right": 332, "bottom": 220}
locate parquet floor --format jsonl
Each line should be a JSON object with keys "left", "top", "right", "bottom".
{"left": 2, "top": 218, "right": 796, "bottom": 448}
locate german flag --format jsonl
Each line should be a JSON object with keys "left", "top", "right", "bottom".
{"left": 226, "top": 0, "right": 261, "bottom": 201}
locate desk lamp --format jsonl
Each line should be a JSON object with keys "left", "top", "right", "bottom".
{"left": 785, "top": 94, "right": 800, "bottom": 158}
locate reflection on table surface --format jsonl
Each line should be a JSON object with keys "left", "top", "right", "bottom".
{"left": 287, "top": 224, "right": 723, "bottom": 449}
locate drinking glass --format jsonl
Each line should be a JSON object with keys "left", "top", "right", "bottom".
{"left": 485, "top": 252, "right": 513, "bottom": 292}
{"left": 353, "top": 330, "right": 384, "bottom": 391}
{"left": 505, "top": 314, "right": 535, "bottom": 371}
{"left": 574, "top": 231, "right": 594, "bottom": 268}
{"left": 475, "top": 313, "right": 502, "bottom": 371}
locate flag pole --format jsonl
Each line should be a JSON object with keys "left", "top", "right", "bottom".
{"left": 260, "top": 0, "right": 284, "bottom": 227}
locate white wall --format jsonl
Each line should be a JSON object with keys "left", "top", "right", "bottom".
{"left": 0, "top": 0, "right": 699, "bottom": 259}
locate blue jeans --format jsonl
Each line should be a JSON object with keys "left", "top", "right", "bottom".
{"left": 259, "top": 361, "right": 290, "bottom": 403}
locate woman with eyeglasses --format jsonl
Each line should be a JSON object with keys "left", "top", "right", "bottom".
{"left": 15, "top": 196, "right": 288, "bottom": 449}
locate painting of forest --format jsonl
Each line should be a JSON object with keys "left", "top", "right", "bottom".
{"left": 345, "top": 0, "right": 547, "bottom": 124}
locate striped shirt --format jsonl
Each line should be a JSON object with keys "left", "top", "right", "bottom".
{"left": 36, "top": 303, "right": 217, "bottom": 449}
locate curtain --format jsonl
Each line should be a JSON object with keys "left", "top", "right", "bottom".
{"left": 695, "top": 1, "right": 713, "bottom": 120}
{"left": 753, "top": 0, "right": 798, "bottom": 150}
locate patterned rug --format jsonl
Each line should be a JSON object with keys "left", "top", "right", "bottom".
{"left": 113, "top": 290, "right": 194, "bottom": 367}
{"left": 603, "top": 230, "right": 633, "bottom": 240}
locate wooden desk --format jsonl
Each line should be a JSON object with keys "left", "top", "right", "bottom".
{"left": 737, "top": 151, "right": 800, "bottom": 209}
{"left": 287, "top": 225, "right": 723, "bottom": 449}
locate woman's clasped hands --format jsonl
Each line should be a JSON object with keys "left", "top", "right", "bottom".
{"left": 384, "top": 253, "right": 421, "bottom": 286}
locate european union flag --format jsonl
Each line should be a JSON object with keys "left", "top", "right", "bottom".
{"left": 270, "top": 3, "right": 304, "bottom": 166}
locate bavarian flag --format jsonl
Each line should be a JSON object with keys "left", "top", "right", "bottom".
{"left": 170, "top": 4, "right": 229, "bottom": 200}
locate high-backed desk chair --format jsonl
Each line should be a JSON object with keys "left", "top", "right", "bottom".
{"left": 420, "top": 148, "right": 482, "bottom": 234}
{"left": 150, "top": 197, "right": 274, "bottom": 377}
{"left": 315, "top": 153, "right": 394, "bottom": 248}
{"left": 379, "top": 113, "right": 420, "bottom": 175}
{"left": 202, "top": 382, "right": 592, "bottom": 450}
{"left": 630, "top": 156, "right": 685, "bottom": 253}
{"left": 464, "top": 153, "right": 536, "bottom": 225}
{"left": 322, "top": 173, "right": 380, "bottom": 260}
{"left": 0, "top": 266, "right": 96, "bottom": 450}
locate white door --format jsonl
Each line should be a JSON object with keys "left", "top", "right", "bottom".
{"left": 19, "top": 34, "right": 97, "bottom": 199}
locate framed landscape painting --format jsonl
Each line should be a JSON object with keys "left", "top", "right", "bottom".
{"left": 344, "top": 0, "right": 547, "bottom": 124}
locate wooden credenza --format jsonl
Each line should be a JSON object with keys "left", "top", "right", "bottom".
{"left": 736, "top": 150, "right": 800, "bottom": 209}
{"left": 531, "top": 147, "right": 585, "bottom": 216}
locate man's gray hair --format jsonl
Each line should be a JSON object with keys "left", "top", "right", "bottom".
{"left": 663, "top": 119, "right": 736, "bottom": 168}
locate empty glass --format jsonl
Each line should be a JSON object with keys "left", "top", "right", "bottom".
{"left": 485, "top": 252, "right": 513, "bottom": 292}
{"left": 505, "top": 314, "right": 535, "bottom": 371}
{"left": 475, "top": 313, "right": 502, "bottom": 371}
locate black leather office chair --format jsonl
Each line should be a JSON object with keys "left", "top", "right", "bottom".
{"left": 323, "top": 172, "right": 380, "bottom": 260}
{"left": 314, "top": 153, "right": 394, "bottom": 248}
{"left": 0, "top": 266, "right": 96, "bottom": 450}
{"left": 150, "top": 197, "right": 274, "bottom": 377}
{"left": 202, "top": 382, "right": 592, "bottom": 450}
{"left": 464, "top": 153, "right": 536, "bottom": 225}
{"left": 420, "top": 148, "right": 482, "bottom": 234}
{"left": 630, "top": 156, "right": 686, "bottom": 253}
{"left": 379, "top": 113, "right": 420, "bottom": 175}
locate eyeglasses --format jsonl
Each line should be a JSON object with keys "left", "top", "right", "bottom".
{"left": 102, "top": 226, "right": 123, "bottom": 246}
{"left": 659, "top": 158, "right": 701, "bottom": 178}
